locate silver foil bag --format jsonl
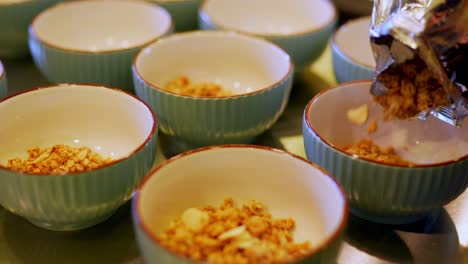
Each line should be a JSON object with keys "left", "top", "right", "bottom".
{"left": 370, "top": 0, "right": 467, "bottom": 126}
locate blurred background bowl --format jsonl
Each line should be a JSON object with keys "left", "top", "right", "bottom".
{"left": 0, "top": 60, "right": 7, "bottom": 98}
{"left": 332, "top": 0, "right": 373, "bottom": 17}
{"left": 0, "top": 83, "right": 158, "bottom": 231}
{"left": 28, "top": 0, "right": 172, "bottom": 93}
{"left": 0, "top": 0, "right": 60, "bottom": 59}
{"left": 303, "top": 80, "right": 468, "bottom": 224}
{"left": 150, "top": 0, "right": 202, "bottom": 32}
{"left": 199, "top": 0, "right": 337, "bottom": 69}
{"left": 331, "top": 16, "right": 374, "bottom": 83}
{"left": 132, "top": 145, "right": 348, "bottom": 263}
{"left": 133, "top": 30, "right": 293, "bottom": 151}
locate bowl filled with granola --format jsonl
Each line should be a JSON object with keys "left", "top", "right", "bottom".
{"left": 132, "top": 145, "right": 348, "bottom": 263}
{"left": 199, "top": 0, "right": 337, "bottom": 70}
{"left": 0, "top": 83, "right": 158, "bottom": 231}
{"left": 302, "top": 80, "right": 468, "bottom": 224}
{"left": 133, "top": 30, "right": 293, "bottom": 151}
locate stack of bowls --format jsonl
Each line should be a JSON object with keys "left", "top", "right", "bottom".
{"left": 199, "top": 0, "right": 337, "bottom": 70}
{"left": 0, "top": 84, "right": 158, "bottom": 230}
{"left": 28, "top": 0, "right": 172, "bottom": 92}
{"left": 331, "top": 16, "right": 375, "bottom": 83}
{"left": 0, "top": 0, "right": 60, "bottom": 59}
{"left": 303, "top": 81, "right": 468, "bottom": 224}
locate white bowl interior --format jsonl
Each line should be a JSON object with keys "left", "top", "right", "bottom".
{"left": 135, "top": 31, "right": 291, "bottom": 94}
{"left": 32, "top": 0, "right": 172, "bottom": 52}
{"left": 334, "top": 16, "right": 375, "bottom": 68}
{"left": 202, "top": 0, "right": 335, "bottom": 35}
{"left": 0, "top": 84, "right": 154, "bottom": 165}
{"left": 307, "top": 82, "right": 468, "bottom": 164}
{"left": 138, "top": 147, "right": 346, "bottom": 250}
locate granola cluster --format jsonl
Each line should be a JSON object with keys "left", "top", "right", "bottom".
{"left": 156, "top": 198, "right": 311, "bottom": 264}
{"left": 164, "top": 76, "right": 233, "bottom": 97}
{"left": 342, "top": 139, "right": 413, "bottom": 166}
{"left": 374, "top": 58, "right": 450, "bottom": 119}
{"left": 6, "top": 144, "right": 113, "bottom": 175}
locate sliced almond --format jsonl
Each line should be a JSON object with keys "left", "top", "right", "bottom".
{"left": 218, "top": 225, "right": 246, "bottom": 241}
{"left": 347, "top": 104, "right": 369, "bottom": 126}
{"left": 181, "top": 208, "right": 210, "bottom": 233}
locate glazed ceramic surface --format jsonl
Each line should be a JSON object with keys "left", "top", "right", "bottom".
{"left": 132, "top": 145, "right": 348, "bottom": 264}
{"left": 0, "top": 84, "right": 158, "bottom": 231}
{"left": 199, "top": 0, "right": 337, "bottom": 68}
{"left": 152, "top": 0, "right": 202, "bottom": 32}
{"left": 303, "top": 81, "right": 468, "bottom": 224}
{"left": 28, "top": 0, "right": 172, "bottom": 92}
{"left": 0, "top": 0, "right": 60, "bottom": 58}
{"left": 0, "top": 61, "right": 7, "bottom": 99}
{"left": 133, "top": 31, "right": 293, "bottom": 149}
{"left": 332, "top": 16, "right": 375, "bottom": 83}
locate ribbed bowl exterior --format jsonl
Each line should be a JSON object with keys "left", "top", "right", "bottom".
{"left": 28, "top": 29, "right": 172, "bottom": 93}
{"left": 198, "top": 11, "right": 336, "bottom": 69}
{"left": 0, "top": 0, "right": 60, "bottom": 59}
{"left": 331, "top": 39, "right": 374, "bottom": 83}
{"left": 155, "top": 0, "right": 202, "bottom": 32}
{"left": 0, "top": 132, "right": 158, "bottom": 231}
{"left": 0, "top": 72, "right": 7, "bottom": 99}
{"left": 303, "top": 117, "right": 468, "bottom": 224}
{"left": 133, "top": 70, "right": 293, "bottom": 147}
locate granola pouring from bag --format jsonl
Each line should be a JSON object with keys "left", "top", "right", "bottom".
{"left": 370, "top": 0, "right": 467, "bottom": 126}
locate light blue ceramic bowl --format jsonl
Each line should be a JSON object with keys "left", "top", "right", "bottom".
{"left": 331, "top": 16, "right": 375, "bottom": 83}
{"left": 28, "top": 0, "right": 173, "bottom": 93}
{"left": 0, "top": 60, "right": 7, "bottom": 99}
{"left": 199, "top": 0, "right": 337, "bottom": 69}
{"left": 303, "top": 80, "right": 468, "bottom": 224}
{"left": 0, "top": 0, "right": 60, "bottom": 59}
{"left": 132, "top": 145, "right": 348, "bottom": 264}
{"left": 150, "top": 0, "right": 202, "bottom": 32}
{"left": 133, "top": 31, "right": 293, "bottom": 150}
{"left": 0, "top": 84, "right": 158, "bottom": 231}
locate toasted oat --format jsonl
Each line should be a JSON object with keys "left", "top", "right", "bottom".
{"left": 164, "top": 76, "right": 232, "bottom": 97}
{"left": 374, "top": 58, "right": 450, "bottom": 119}
{"left": 6, "top": 144, "right": 112, "bottom": 175}
{"left": 156, "top": 198, "right": 312, "bottom": 264}
{"left": 347, "top": 104, "right": 369, "bottom": 126}
{"left": 342, "top": 139, "right": 413, "bottom": 166}
{"left": 367, "top": 120, "right": 378, "bottom": 133}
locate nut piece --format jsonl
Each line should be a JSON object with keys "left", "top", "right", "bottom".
{"left": 367, "top": 120, "right": 378, "bottom": 133}
{"left": 218, "top": 225, "right": 246, "bottom": 240}
{"left": 347, "top": 104, "right": 369, "bottom": 126}
{"left": 181, "top": 208, "right": 210, "bottom": 233}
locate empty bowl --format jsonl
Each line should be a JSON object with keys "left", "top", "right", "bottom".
{"left": 0, "top": 0, "right": 60, "bottom": 59}
{"left": 303, "top": 80, "right": 468, "bottom": 224}
{"left": 151, "top": 0, "right": 202, "bottom": 32}
{"left": 29, "top": 0, "right": 173, "bottom": 92}
{"left": 199, "top": 0, "right": 337, "bottom": 69}
{"left": 0, "top": 84, "right": 158, "bottom": 231}
{"left": 0, "top": 60, "right": 7, "bottom": 98}
{"left": 132, "top": 145, "right": 348, "bottom": 263}
{"left": 331, "top": 16, "right": 375, "bottom": 83}
{"left": 133, "top": 30, "right": 293, "bottom": 150}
